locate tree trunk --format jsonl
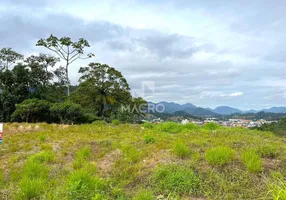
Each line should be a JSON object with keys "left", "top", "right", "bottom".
{"left": 66, "top": 63, "right": 70, "bottom": 96}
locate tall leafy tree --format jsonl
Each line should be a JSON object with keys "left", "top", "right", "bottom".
{"left": 25, "top": 54, "right": 59, "bottom": 86}
{"left": 0, "top": 48, "right": 23, "bottom": 71}
{"left": 0, "top": 64, "right": 30, "bottom": 121}
{"left": 36, "top": 35, "right": 94, "bottom": 96}
{"left": 76, "top": 63, "right": 132, "bottom": 117}
{"left": 25, "top": 54, "right": 65, "bottom": 102}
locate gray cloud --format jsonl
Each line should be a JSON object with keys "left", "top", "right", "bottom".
{"left": 1, "top": 1, "right": 286, "bottom": 109}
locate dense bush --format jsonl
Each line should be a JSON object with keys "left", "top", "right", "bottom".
{"left": 50, "top": 101, "right": 86, "bottom": 124}
{"left": 11, "top": 98, "right": 51, "bottom": 123}
{"left": 254, "top": 118, "right": 286, "bottom": 136}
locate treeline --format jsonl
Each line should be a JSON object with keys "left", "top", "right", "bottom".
{"left": 220, "top": 112, "right": 286, "bottom": 121}
{"left": 251, "top": 118, "right": 286, "bottom": 136}
{"left": 0, "top": 35, "right": 146, "bottom": 124}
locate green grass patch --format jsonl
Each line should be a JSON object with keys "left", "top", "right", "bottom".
{"left": 204, "top": 122, "right": 220, "bottom": 130}
{"left": 155, "top": 122, "right": 182, "bottom": 134}
{"left": 30, "top": 150, "right": 55, "bottom": 163}
{"left": 2, "top": 123, "right": 286, "bottom": 199}
{"left": 205, "top": 146, "right": 235, "bottom": 166}
{"left": 256, "top": 144, "right": 278, "bottom": 158}
{"left": 112, "top": 119, "right": 121, "bottom": 126}
{"left": 18, "top": 177, "right": 46, "bottom": 199}
{"left": 173, "top": 142, "right": 191, "bottom": 158}
{"left": 39, "top": 134, "right": 46, "bottom": 142}
{"left": 143, "top": 134, "right": 156, "bottom": 144}
{"left": 268, "top": 179, "right": 286, "bottom": 200}
{"left": 141, "top": 122, "right": 154, "bottom": 129}
{"left": 133, "top": 189, "right": 155, "bottom": 200}
{"left": 17, "top": 154, "right": 49, "bottom": 199}
{"left": 0, "top": 169, "right": 4, "bottom": 186}
{"left": 122, "top": 145, "right": 141, "bottom": 163}
{"left": 153, "top": 164, "right": 201, "bottom": 195}
{"left": 92, "top": 120, "right": 107, "bottom": 125}
{"left": 67, "top": 169, "right": 108, "bottom": 200}
{"left": 182, "top": 123, "right": 200, "bottom": 131}
{"left": 73, "top": 146, "right": 92, "bottom": 169}
{"left": 23, "top": 159, "right": 49, "bottom": 179}
{"left": 241, "top": 150, "right": 262, "bottom": 173}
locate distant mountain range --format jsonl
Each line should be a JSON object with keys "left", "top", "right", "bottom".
{"left": 148, "top": 102, "right": 286, "bottom": 116}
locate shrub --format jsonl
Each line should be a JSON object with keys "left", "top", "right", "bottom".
{"left": 205, "top": 146, "right": 235, "bottom": 166}
{"left": 204, "top": 122, "right": 220, "bottom": 130}
{"left": 80, "top": 113, "right": 98, "bottom": 124}
{"left": 153, "top": 165, "right": 201, "bottom": 195}
{"left": 67, "top": 169, "right": 107, "bottom": 200}
{"left": 112, "top": 119, "right": 121, "bottom": 126}
{"left": 50, "top": 101, "right": 85, "bottom": 124}
{"left": 11, "top": 98, "right": 51, "bottom": 123}
{"left": 268, "top": 179, "right": 286, "bottom": 200}
{"left": 141, "top": 122, "right": 154, "bottom": 129}
{"left": 144, "top": 135, "right": 156, "bottom": 144}
{"left": 173, "top": 142, "right": 190, "bottom": 158}
{"left": 92, "top": 120, "right": 107, "bottom": 125}
{"left": 241, "top": 150, "right": 262, "bottom": 173}
{"left": 133, "top": 190, "right": 155, "bottom": 200}
{"left": 156, "top": 122, "right": 182, "bottom": 134}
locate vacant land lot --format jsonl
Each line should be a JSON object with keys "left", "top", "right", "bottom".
{"left": 0, "top": 122, "right": 285, "bottom": 199}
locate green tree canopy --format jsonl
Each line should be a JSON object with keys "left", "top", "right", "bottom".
{"left": 50, "top": 101, "right": 85, "bottom": 124}
{"left": 11, "top": 99, "right": 51, "bottom": 123}
{"left": 75, "top": 63, "right": 132, "bottom": 117}
{"left": 0, "top": 48, "right": 23, "bottom": 71}
{"left": 36, "top": 35, "right": 94, "bottom": 96}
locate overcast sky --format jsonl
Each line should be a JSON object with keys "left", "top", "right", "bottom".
{"left": 1, "top": 0, "right": 286, "bottom": 110}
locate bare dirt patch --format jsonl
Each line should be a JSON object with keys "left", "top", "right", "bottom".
{"left": 97, "top": 149, "right": 122, "bottom": 176}
{"left": 263, "top": 158, "right": 280, "bottom": 172}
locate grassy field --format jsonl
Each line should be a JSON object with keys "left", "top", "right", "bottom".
{"left": 0, "top": 122, "right": 286, "bottom": 199}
